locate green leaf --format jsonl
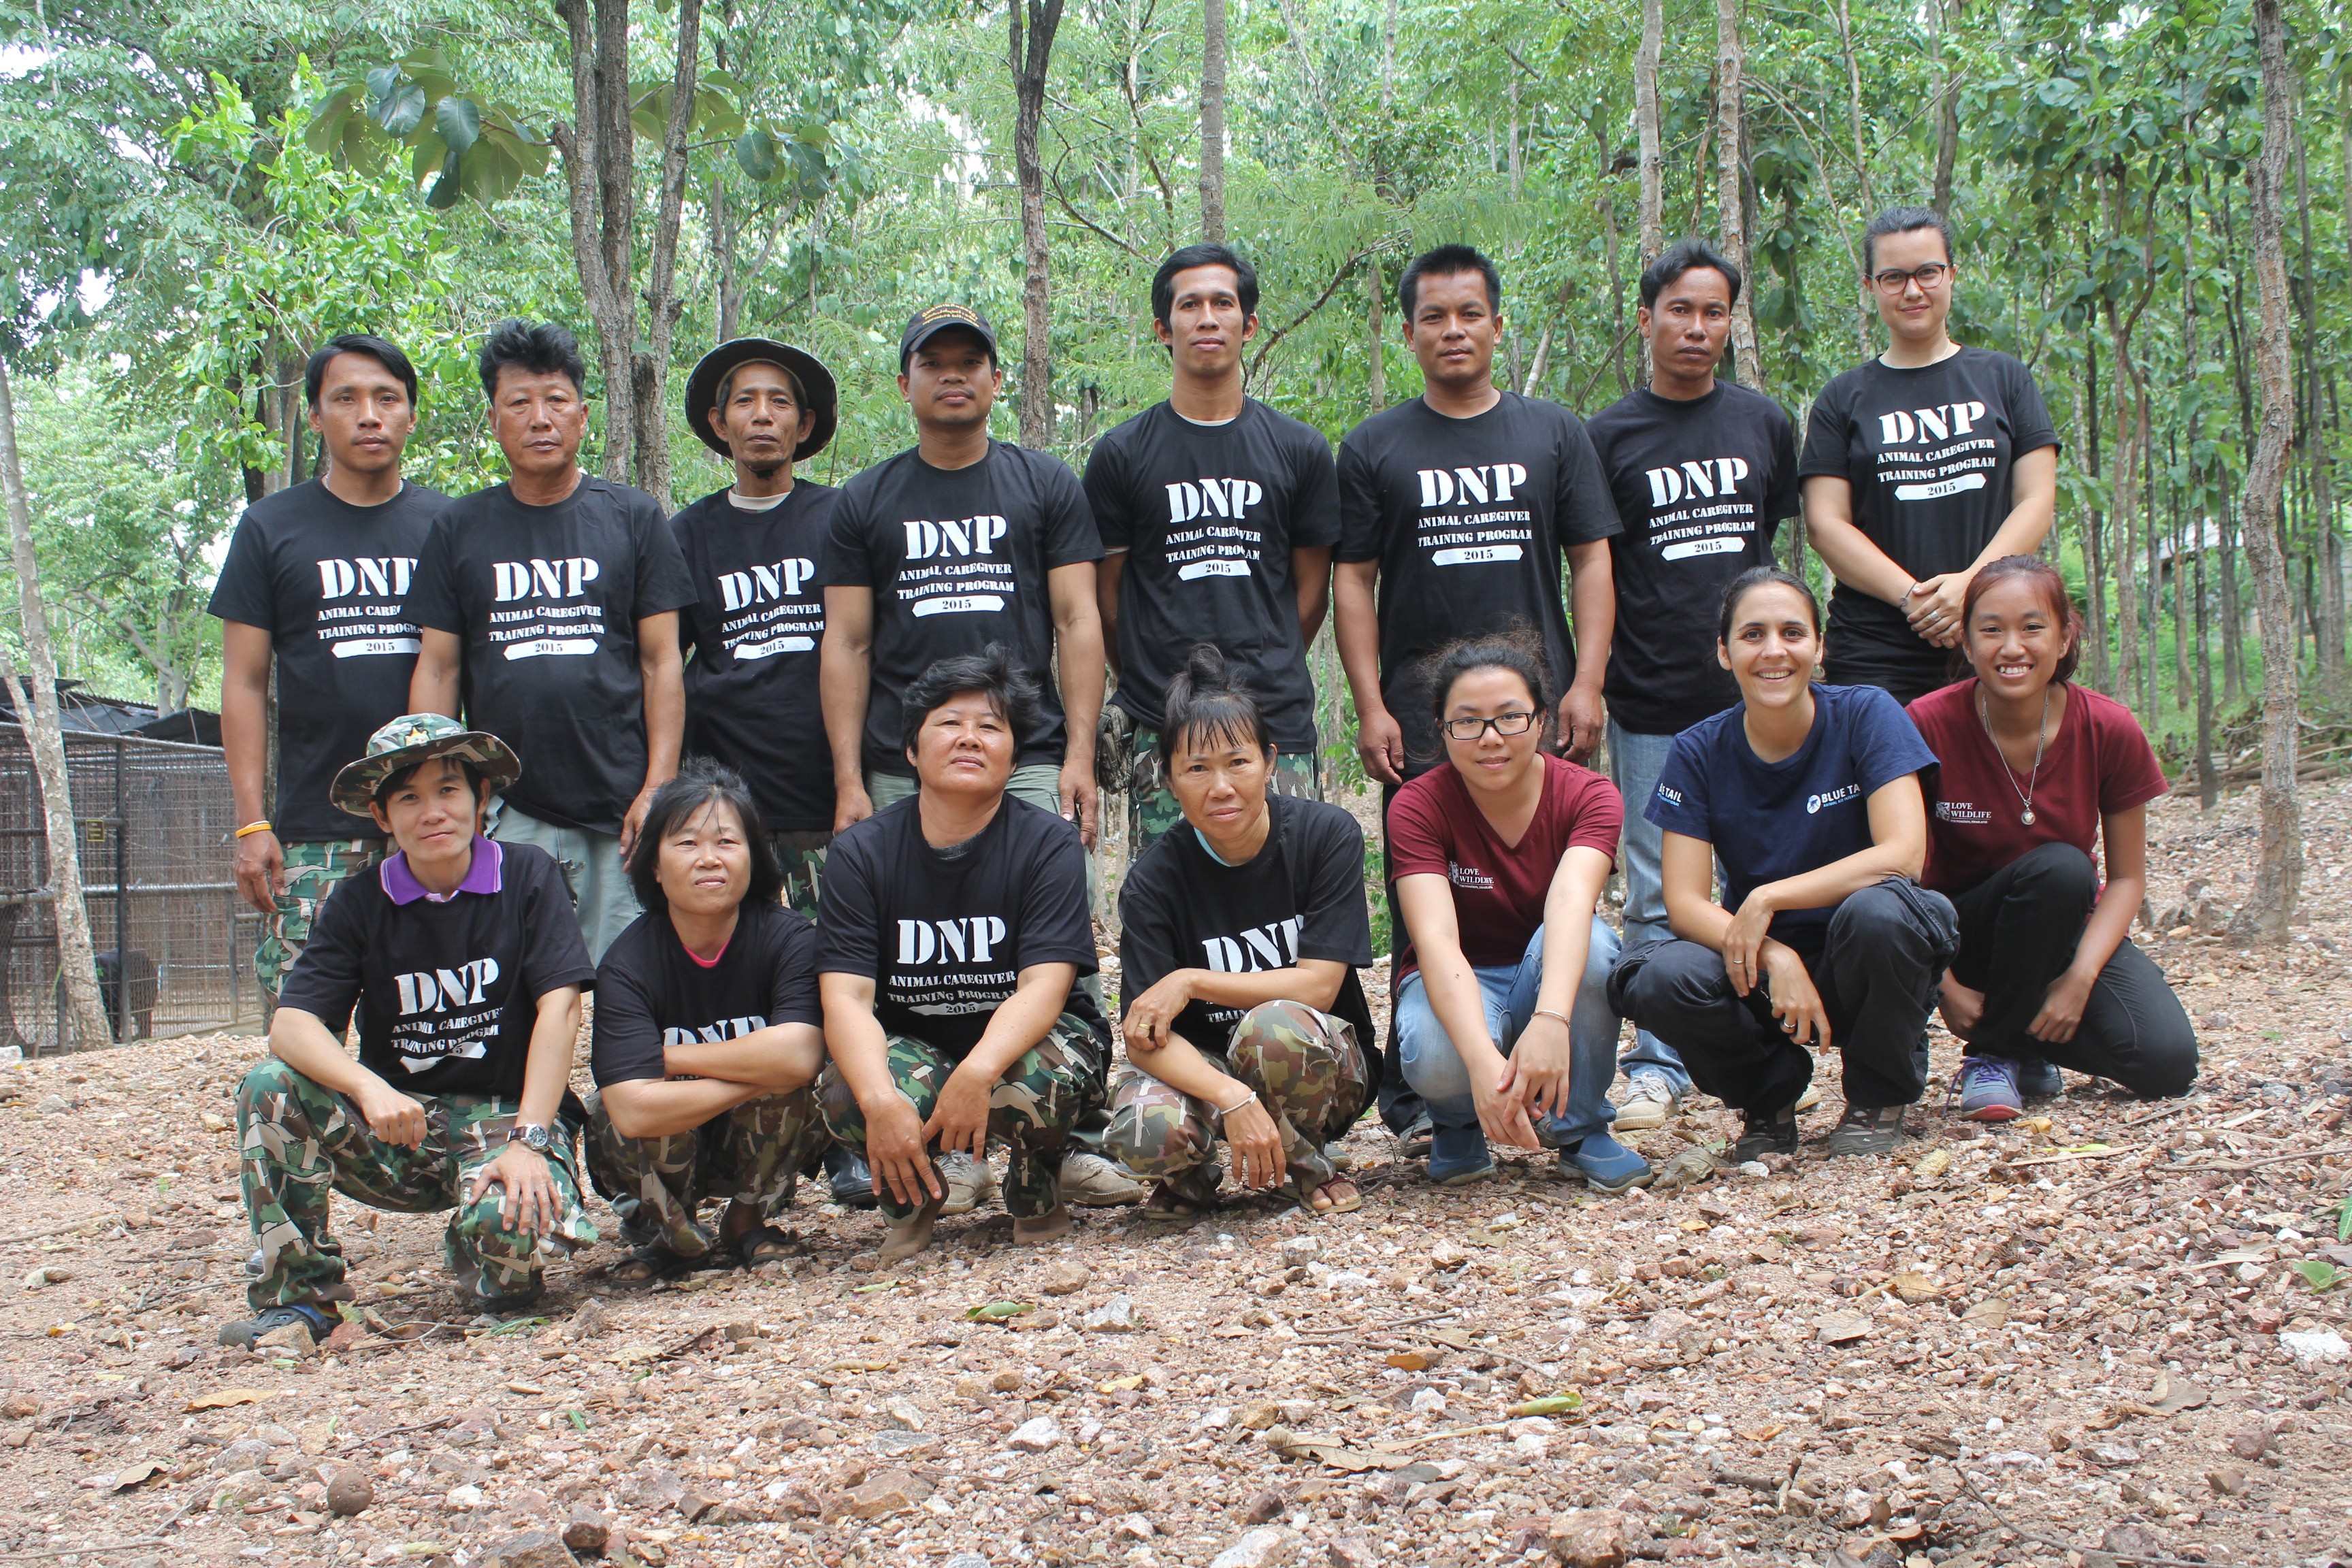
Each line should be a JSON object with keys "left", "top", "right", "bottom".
{"left": 566, "top": 1409, "right": 590, "bottom": 1431}
{"left": 424, "top": 149, "right": 463, "bottom": 210}
{"left": 434, "top": 96, "right": 480, "bottom": 156}
{"left": 1508, "top": 1394, "right": 1583, "bottom": 1417}
{"left": 368, "top": 72, "right": 427, "bottom": 139}
{"left": 2291, "top": 1260, "right": 2341, "bottom": 1292}
{"left": 734, "top": 127, "right": 781, "bottom": 181}
{"left": 965, "top": 1300, "right": 1035, "bottom": 1322}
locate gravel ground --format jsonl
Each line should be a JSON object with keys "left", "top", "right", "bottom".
{"left": 3, "top": 781, "right": 2351, "bottom": 1568}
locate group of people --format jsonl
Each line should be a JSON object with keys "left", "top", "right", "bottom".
{"left": 209, "top": 206, "right": 2200, "bottom": 1348}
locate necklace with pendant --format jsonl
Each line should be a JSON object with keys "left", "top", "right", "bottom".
{"left": 1977, "top": 685, "right": 2050, "bottom": 826}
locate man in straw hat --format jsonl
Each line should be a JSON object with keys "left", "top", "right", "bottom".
{"left": 220, "top": 714, "right": 600, "bottom": 1348}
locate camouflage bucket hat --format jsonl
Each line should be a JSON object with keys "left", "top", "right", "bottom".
{"left": 329, "top": 713, "right": 523, "bottom": 818}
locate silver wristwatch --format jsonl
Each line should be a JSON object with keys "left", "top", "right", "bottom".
{"left": 506, "top": 1123, "right": 552, "bottom": 1153}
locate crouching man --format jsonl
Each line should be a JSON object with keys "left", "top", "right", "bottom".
{"left": 816, "top": 648, "right": 1111, "bottom": 1261}
{"left": 223, "top": 715, "right": 600, "bottom": 1347}
{"left": 585, "top": 759, "right": 828, "bottom": 1279}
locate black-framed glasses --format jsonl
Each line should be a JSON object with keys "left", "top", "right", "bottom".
{"left": 1442, "top": 710, "right": 1538, "bottom": 741}
{"left": 1872, "top": 261, "right": 1951, "bottom": 293}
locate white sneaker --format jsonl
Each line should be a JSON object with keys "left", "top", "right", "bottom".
{"left": 1059, "top": 1150, "right": 1146, "bottom": 1207}
{"left": 1794, "top": 1082, "right": 1823, "bottom": 1113}
{"left": 938, "top": 1150, "right": 996, "bottom": 1216}
{"left": 1612, "top": 1071, "right": 1680, "bottom": 1132}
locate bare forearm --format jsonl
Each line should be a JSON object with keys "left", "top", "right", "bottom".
{"left": 1173, "top": 960, "right": 1346, "bottom": 1015}
{"left": 220, "top": 638, "right": 271, "bottom": 824}
{"left": 819, "top": 633, "right": 873, "bottom": 789}
{"left": 1802, "top": 477, "right": 1914, "bottom": 606}
{"left": 1124, "top": 1031, "right": 1247, "bottom": 1104}
{"left": 961, "top": 975, "right": 1072, "bottom": 1085}
{"left": 521, "top": 993, "right": 581, "bottom": 1128}
{"left": 2072, "top": 875, "right": 2141, "bottom": 981}
{"left": 1054, "top": 617, "right": 1105, "bottom": 763}
{"left": 268, "top": 1009, "right": 378, "bottom": 1098}
{"left": 602, "top": 1075, "right": 764, "bottom": 1140}
{"left": 1565, "top": 544, "right": 1614, "bottom": 693}
{"left": 1751, "top": 845, "right": 1920, "bottom": 921}
{"left": 408, "top": 632, "right": 463, "bottom": 718}
{"left": 639, "top": 654, "right": 684, "bottom": 791}
{"left": 1533, "top": 861, "right": 1608, "bottom": 1018}
{"left": 662, "top": 1024, "right": 821, "bottom": 1090}
{"left": 1333, "top": 565, "right": 1387, "bottom": 715}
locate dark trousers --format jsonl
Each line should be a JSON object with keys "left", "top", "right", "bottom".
{"left": 1608, "top": 878, "right": 1957, "bottom": 1112}
{"left": 1375, "top": 780, "right": 1428, "bottom": 1134}
{"left": 1950, "top": 843, "right": 2198, "bottom": 1098}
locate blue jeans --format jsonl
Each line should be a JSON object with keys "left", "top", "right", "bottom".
{"left": 1607, "top": 720, "right": 1693, "bottom": 1098}
{"left": 1393, "top": 918, "right": 1621, "bottom": 1147}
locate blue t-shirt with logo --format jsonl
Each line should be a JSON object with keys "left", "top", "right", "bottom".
{"left": 1644, "top": 683, "right": 1936, "bottom": 943}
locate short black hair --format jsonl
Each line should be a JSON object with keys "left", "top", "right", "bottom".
{"left": 1152, "top": 244, "right": 1260, "bottom": 331}
{"left": 1716, "top": 564, "right": 1821, "bottom": 643}
{"left": 1399, "top": 244, "right": 1501, "bottom": 319}
{"left": 899, "top": 645, "right": 1040, "bottom": 764}
{"left": 1157, "top": 644, "right": 1273, "bottom": 770}
{"left": 1425, "top": 629, "right": 1554, "bottom": 732}
{"left": 623, "top": 757, "right": 783, "bottom": 914}
{"left": 1639, "top": 240, "right": 1743, "bottom": 309}
{"left": 1862, "top": 206, "right": 1954, "bottom": 275}
{"left": 306, "top": 334, "right": 419, "bottom": 410}
{"left": 478, "top": 318, "right": 586, "bottom": 401}
{"left": 374, "top": 755, "right": 487, "bottom": 811}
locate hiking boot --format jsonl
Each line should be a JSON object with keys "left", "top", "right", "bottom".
{"left": 2016, "top": 1059, "right": 2064, "bottom": 1099}
{"left": 1426, "top": 1124, "right": 1494, "bottom": 1186}
{"left": 218, "top": 1302, "right": 331, "bottom": 1350}
{"left": 1732, "top": 1104, "right": 1800, "bottom": 1162}
{"left": 824, "top": 1147, "right": 878, "bottom": 1209}
{"left": 1059, "top": 1151, "right": 1146, "bottom": 1207}
{"left": 1561, "top": 1132, "right": 1653, "bottom": 1193}
{"left": 938, "top": 1149, "right": 998, "bottom": 1216}
{"left": 1828, "top": 1102, "right": 1913, "bottom": 1157}
{"left": 1397, "top": 1113, "right": 1435, "bottom": 1161}
{"left": 1955, "top": 1057, "right": 2023, "bottom": 1122}
{"left": 1611, "top": 1070, "right": 1680, "bottom": 1132}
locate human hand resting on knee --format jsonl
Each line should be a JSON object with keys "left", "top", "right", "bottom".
{"left": 1219, "top": 1092, "right": 1285, "bottom": 1190}
{"left": 353, "top": 1077, "right": 428, "bottom": 1148}
{"left": 868, "top": 1094, "right": 945, "bottom": 1209}
{"left": 469, "top": 1143, "right": 557, "bottom": 1236}
{"left": 1501, "top": 1011, "right": 1573, "bottom": 1121}
{"left": 1937, "top": 970, "right": 1984, "bottom": 1043}
{"left": 1758, "top": 945, "right": 1830, "bottom": 1047}
{"left": 2029, "top": 967, "right": 2093, "bottom": 1044}
{"left": 924, "top": 1065, "right": 994, "bottom": 1160}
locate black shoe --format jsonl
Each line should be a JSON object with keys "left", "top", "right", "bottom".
{"left": 1732, "top": 1105, "right": 1799, "bottom": 1162}
{"left": 1827, "top": 1102, "right": 1912, "bottom": 1157}
{"left": 825, "top": 1147, "right": 878, "bottom": 1209}
{"left": 1397, "top": 1113, "right": 1434, "bottom": 1162}
{"left": 218, "top": 1302, "right": 331, "bottom": 1349}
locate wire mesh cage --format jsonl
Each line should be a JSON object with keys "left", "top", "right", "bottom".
{"left": 0, "top": 722, "right": 263, "bottom": 1052}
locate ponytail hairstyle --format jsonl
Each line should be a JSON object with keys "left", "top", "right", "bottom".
{"left": 1424, "top": 627, "right": 1554, "bottom": 737}
{"left": 1716, "top": 564, "right": 1821, "bottom": 644}
{"left": 1158, "top": 645, "right": 1273, "bottom": 770}
{"left": 1957, "top": 554, "right": 2085, "bottom": 685}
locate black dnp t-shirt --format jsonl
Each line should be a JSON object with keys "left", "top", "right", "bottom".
{"left": 1799, "top": 346, "right": 2060, "bottom": 700}
{"left": 816, "top": 794, "right": 1108, "bottom": 1065}
{"left": 206, "top": 478, "right": 446, "bottom": 842}
{"left": 278, "top": 839, "right": 597, "bottom": 1101}
{"left": 408, "top": 476, "right": 698, "bottom": 836}
{"left": 1084, "top": 399, "right": 1339, "bottom": 749}
{"left": 670, "top": 484, "right": 840, "bottom": 834}
{"left": 589, "top": 900, "right": 823, "bottom": 1088}
{"left": 1586, "top": 383, "right": 1799, "bottom": 736}
{"left": 821, "top": 442, "right": 1102, "bottom": 779}
{"left": 1116, "top": 791, "right": 1376, "bottom": 1055}
{"left": 1337, "top": 393, "right": 1621, "bottom": 775}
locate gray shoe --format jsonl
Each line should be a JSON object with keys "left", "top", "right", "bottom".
{"left": 1611, "top": 1070, "right": 1679, "bottom": 1132}
{"left": 1059, "top": 1150, "right": 1145, "bottom": 1207}
{"left": 1827, "top": 1103, "right": 1912, "bottom": 1157}
{"left": 938, "top": 1149, "right": 998, "bottom": 1216}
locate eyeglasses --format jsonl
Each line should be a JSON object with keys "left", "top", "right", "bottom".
{"left": 1442, "top": 710, "right": 1537, "bottom": 741}
{"left": 1872, "top": 261, "right": 1951, "bottom": 293}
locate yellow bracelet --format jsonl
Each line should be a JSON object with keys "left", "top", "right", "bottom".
{"left": 234, "top": 821, "right": 273, "bottom": 839}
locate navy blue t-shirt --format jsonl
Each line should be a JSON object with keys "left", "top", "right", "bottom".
{"left": 1644, "top": 683, "right": 1936, "bottom": 943}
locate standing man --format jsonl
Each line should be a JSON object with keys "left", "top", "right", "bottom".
{"left": 821, "top": 304, "right": 1139, "bottom": 1211}
{"left": 1085, "top": 244, "right": 1339, "bottom": 853}
{"left": 672, "top": 338, "right": 842, "bottom": 916}
{"left": 1333, "top": 244, "right": 1621, "bottom": 1152}
{"left": 211, "top": 333, "right": 446, "bottom": 1004}
{"left": 408, "top": 320, "right": 698, "bottom": 962}
{"left": 1585, "top": 240, "right": 1801, "bottom": 1131}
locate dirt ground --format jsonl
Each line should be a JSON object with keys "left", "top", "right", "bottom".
{"left": 3, "top": 781, "right": 2351, "bottom": 1568}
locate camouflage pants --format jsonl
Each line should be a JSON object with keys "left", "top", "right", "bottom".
{"left": 817, "top": 1014, "right": 1105, "bottom": 1222}
{"left": 1104, "top": 999, "right": 1367, "bottom": 1206}
{"left": 583, "top": 1086, "right": 826, "bottom": 1256}
{"left": 235, "top": 1058, "right": 596, "bottom": 1311}
{"left": 255, "top": 839, "right": 379, "bottom": 1000}
{"left": 1128, "top": 730, "right": 1322, "bottom": 856}
{"left": 770, "top": 831, "right": 830, "bottom": 919}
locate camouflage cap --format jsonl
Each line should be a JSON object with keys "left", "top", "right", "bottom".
{"left": 329, "top": 713, "right": 523, "bottom": 818}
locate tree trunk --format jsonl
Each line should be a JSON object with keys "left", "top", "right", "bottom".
{"left": 1929, "top": 0, "right": 1959, "bottom": 213}
{"left": 1714, "top": 0, "right": 1760, "bottom": 390}
{"left": 2078, "top": 340, "right": 2108, "bottom": 692}
{"left": 553, "top": 0, "right": 640, "bottom": 485}
{"left": 2227, "top": 0, "right": 2302, "bottom": 946}
{"left": 1199, "top": 0, "right": 1227, "bottom": 241}
{"left": 1011, "top": 0, "right": 1064, "bottom": 449}
{"left": 1633, "top": 0, "right": 1663, "bottom": 265}
{"left": 1365, "top": 263, "right": 1385, "bottom": 413}
{"left": 2106, "top": 299, "right": 2142, "bottom": 714}
{"left": 630, "top": 0, "right": 706, "bottom": 511}
{"left": 2291, "top": 127, "right": 2342, "bottom": 678}
{"left": 0, "top": 361, "right": 110, "bottom": 1052}
{"left": 710, "top": 178, "right": 741, "bottom": 343}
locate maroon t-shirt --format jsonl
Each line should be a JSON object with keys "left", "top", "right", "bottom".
{"left": 1908, "top": 679, "right": 2169, "bottom": 896}
{"left": 1388, "top": 753, "right": 1622, "bottom": 979}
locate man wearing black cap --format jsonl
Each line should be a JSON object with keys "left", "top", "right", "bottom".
{"left": 673, "top": 339, "right": 842, "bottom": 916}
{"left": 821, "top": 304, "right": 1141, "bottom": 1211}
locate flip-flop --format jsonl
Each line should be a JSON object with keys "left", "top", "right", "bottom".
{"left": 1278, "top": 1173, "right": 1365, "bottom": 1215}
{"left": 730, "top": 1224, "right": 796, "bottom": 1269}
{"left": 1139, "top": 1178, "right": 1212, "bottom": 1222}
{"left": 608, "top": 1245, "right": 698, "bottom": 1284}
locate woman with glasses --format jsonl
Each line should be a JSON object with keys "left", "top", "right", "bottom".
{"left": 1799, "top": 206, "right": 2060, "bottom": 704}
{"left": 1388, "top": 634, "right": 1651, "bottom": 1191}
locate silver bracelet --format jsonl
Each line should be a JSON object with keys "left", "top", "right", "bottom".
{"left": 1213, "top": 1089, "right": 1258, "bottom": 1119}
{"left": 1530, "top": 1008, "right": 1573, "bottom": 1030}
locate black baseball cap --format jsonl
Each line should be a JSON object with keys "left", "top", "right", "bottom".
{"left": 683, "top": 339, "right": 838, "bottom": 461}
{"left": 898, "top": 304, "right": 1000, "bottom": 371}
